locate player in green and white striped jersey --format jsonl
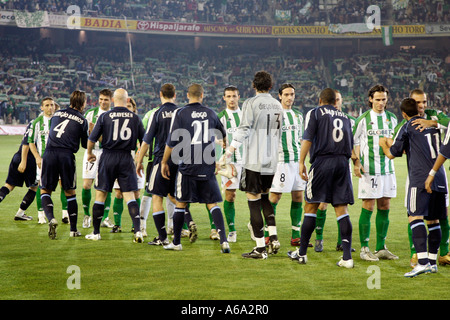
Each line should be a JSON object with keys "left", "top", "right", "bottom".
{"left": 214, "top": 86, "right": 242, "bottom": 242}
{"left": 269, "top": 84, "right": 305, "bottom": 246}
{"left": 81, "top": 89, "right": 113, "bottom": 229}
{"left": 395, "top": 89, "right": 450, "bottom": 267}
{"left": 353, "top": 84, "right": 398, "bottom": 261}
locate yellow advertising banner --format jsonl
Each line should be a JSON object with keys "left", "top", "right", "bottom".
{"left": 81, "top": 17, "right": 137, "bottom": 30}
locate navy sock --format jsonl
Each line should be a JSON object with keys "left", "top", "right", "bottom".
{"left": 19, "top": 189, "right": 36, "bottom": 211}
{"left": 127, "top": 200, "right": 140, "bottom": 232}
{"left": 0, "top": 186, "right": 10, "bottom": 202}
{"left": 184, "top": 206, "right": 193, "bottom": 225}
{"left": 338, "top": 214, "right": 353, "bottom": 260}
{"left": 153, "top": 210, "right": 167, "bottom": 240}
{"left": 248, "top": 198, "right": 264, "bottom": 239}
{"left": 66, "top": 195, "right": 78, "bottom": 232}
{"left": 41, "top": 193, "right": 54, "bottom": 221}
{"left": 210, "top": 206, "right": 227, "bottom": 243}
{"left": 173, "top": 208, "right": 185, "bottom": 245}
{"left": 92, "top": 202, "right": 105, "bottom": 234}
{"left": 299, "top": 214, "right": 316, "bottom": 256}
{"left": 428, "top": 223, "right": 441, "bottom": 265}
{"left": 410, "top": 219, "right": 428, "bottom": 265}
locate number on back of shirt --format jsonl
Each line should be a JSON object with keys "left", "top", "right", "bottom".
{"left": 53, "top": 119, "right": 70, "bottom": 138}
{"left": 112, "top": 119, "right": 131, "bottom": 141}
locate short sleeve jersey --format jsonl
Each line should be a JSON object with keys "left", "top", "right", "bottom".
{"left": 167, "top": 102, "right": 226, "bottom": 179}
{"left": 279, "top": 108, "right": 303, "bottom": 163}
{"left": 217, "top": 108, "right": 242, "bottom": 164}
{"left": 46, "top": 108, "right": 89, "bottom": 153}
{"left": 84, "top": 106, "right": 108, "bottom": 150}
{"left": 28, "top": 114, "right": 51, "bottom": 155}
{"left": 303, "top": 104, "right": 353, "bottom": 163}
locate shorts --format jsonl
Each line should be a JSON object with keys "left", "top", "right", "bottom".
{"left": 407, "top": 187, "right": 447, "bottom": 220}
{"left": 113, "top": 168, "right": 145, "bottom": 190}
{"left": 175, "top": 171, "right": 222, "bottom": 204}
{"left": 95, "top": 151, "right": 137, "bottom": 193}
{"left": 147, "top": 160, "right": 178, "bottom": 197}
{"left": 270, "top": 162, "right": 306, "bottom": 193}
{"left": 305, "top": 155, "right": 354, "bottom": 206}
{"left": 358, "top": 173, "right": 397, "bottom": 199}
{"left": 40, "top": 150, "right": 76, "bottom": 191}
{"left": 6, "top": 152, "right": 38, "bottom": 188}
{"left": 221, "top": 163, "right": 242, "bottom": 190}
{"left": 82, "top": 149, "right": 103, "bottom": 179}
{"left": 239, "top": 168, "right": 274, "bottom": 194}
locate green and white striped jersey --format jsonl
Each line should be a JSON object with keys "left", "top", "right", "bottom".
{"left": 85, "top": 106, "right": 108, "bottom": 150}
{"left": 353, "top": 109, "right": 398, "bottom": 175}
{"left": 28, "top": 114, "right": 51, "bottom": 156}
{"left": 278, "top": 108, "right": 302, "bottom": 163}
{"left": 217, "top": 108, "right": 242, "bottom": 164}
{"left": 394, "top": 108, "right": 449, "bottom": 137}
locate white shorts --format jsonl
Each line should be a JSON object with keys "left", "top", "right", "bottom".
{"left": 82, "top": 149, "right": 103, "bottom": 180}
{"left": 113, "top": 169, "right": 145, "bottom": 190}
{"left": 221, "top": 164, "right": 242, "bottom": 190}
{"left": 270, "top": 162, "right": 306, "bottom": 193}
{"left": 358, "top": 173, "right": 397, "bottom": 199}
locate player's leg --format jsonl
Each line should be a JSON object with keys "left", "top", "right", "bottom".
{"left": 88, "top": 190, "right": 107, "bottom": 239}
{"left": 335, "top": 205, "right": 353, "bottom": 268}
{"left": 290, "top": 190, "right": 303, "bottom": 247}
{"left": 359, "top": 198, "right": 378, "bottom": 261}
{"left": 315, "top": 202, "right": 327, "bottom": 250}
{"left": 122, "top": 191, "right": 142, "bottom": 243}
{"left": 374, "top": 197, "right": 398, "bottom": 259}
{"left": 82, "top": 178, "right": 93, "bottom": 227}
{"left": 0, "top": 184, "right": 13, "bottom": 202}
{"left": 150, "top": 194, "right": 168, "bottom": 244}
{"left": 111, "top": 188, "right": 123, "bottom": 232}
{"left": 14, "top": 186, "right": 37, "bottom": 221}
{"left": 64, "top": 188, "right": 81, "bottom": 236}
{"left": 207, "top": 202, "right": 230, "bottom": 253}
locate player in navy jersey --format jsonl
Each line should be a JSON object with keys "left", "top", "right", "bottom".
{"left": 288, "top": 88, "right": 357, "bottom": 268}
{"left": 0, "top": 121, "right": 38, "bottom": 221}
{"left": 86, "top": 88, "right": 145, "bottom": 243}
{"left": 161, "top": 83, "right": 230, "bottom": 253}
{"left": 136, "top": 83, "right": 179, "bottom": 246}
{"left": 40, "top": 90, "right": 89, "bottom": 239}
{"left": 380, "top": 98, "right": 445, "bottom": 277}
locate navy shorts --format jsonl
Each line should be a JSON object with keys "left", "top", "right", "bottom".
{"left": 239, "top": 168, "right": 274, "bottom": 194}
{"left": 95, "top": 150, "right": 137, "bottom": 193}
{"left": 6, "top": 152, "right": 37, "bottom": 188}
{"left": 146, "top": 158, "right": 178, "bottom": 197}
{"left": 407, "top": 187, "right": 447, "bottom": 220}
{"left": 40, "top": 150, "right": 76, "bottom": 191}
{"left": 305, "top": 155, "right": 354, "bottom": 206}
{"left": 174, "top": 171, "right": 222, "bottom": 204}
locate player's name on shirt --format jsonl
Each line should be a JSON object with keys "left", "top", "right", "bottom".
{"left": 57, "top": 111, "right": 85, "bottom": 124}
{"left": 108, "top": 111, "right": 133, "bottom": 119}
{"left": 318, "top": 107, "right": 349, "bottom": 119}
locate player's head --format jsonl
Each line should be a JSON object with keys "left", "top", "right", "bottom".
{"left": 252, "top": 71, "right": 272, "bottom": 93}
{"left": 187, "top": 83, "right": 204, "bottom": 102}
{"left": 127, "top": 97, "right": 137, "bottom": 114}
{"left": 113, "top": 88, "right": 128, "bottom": 107}
{"left": 334, "top": 89, "right": 343, "bottom": 111}
{"left": 368, "top": 84, "right": 389, "bottom": 113}
{"left": 278, "top": 83, "right": 295, "bottom": 109}
{"left": 70, "top": 90, "right": 86, "bottom": 112}
{"left": 41, "top": 97, "right": 55, "bottom": 117}
{"left": 400, "top": 98, "right": 419, "bottom": 119}
{"left": 318, "top": 88, "right": 336, "bottom": 106}
{"left": 223, "top": 85, "right": 240, "bottom": 110}
{"left": 98, "top": 88, "right": 112, "bottom": 111}
{"left": 409, "top": 89, "right": 427, "bottom": 116}
{"left": 54, "top": 101, "right": 61, "bottom": 112}
{"left": 160, "top": 83, "right": 176, "bottom": 100}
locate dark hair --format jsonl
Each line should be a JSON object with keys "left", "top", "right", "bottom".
{"left": 188, "top": 83, "right": 203, "bottom": 98}
{"left": 400, "top": 98, "right": 419, "bottom": 117}
{"left": 278, "top": 83, "right": 295, "bottom": 95}
{"left": 252, "top": 71, "right": 272, "bottom": 92}
{"left": 99, "top": 88, "right": 113, "bottom": 98}
{"left": 223, "top": 85, "right": 239, "bottom": 96}
{"left": 70, "top": 90, "right": 86, "bottom": 111}
{"left": 319, "top": 88, "right": 336, "bottom": 105}
{"left": 161, "top": 83, "right": 176, "bottom": 99}
{"left": 368, "top": 84, "right": 389, "bottom": 108}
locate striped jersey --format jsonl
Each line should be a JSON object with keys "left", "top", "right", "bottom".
{"left": 85, "top": 106, "right": 108, "bottom": 150}
{"left": 353, "top": 109, "right": 398, "bottom": 175}
{"left": 217, "top": 108, "right": 242, "bottom": 164}
{"left": 278, "top": 108, "right": 303, "bottom": 163}
{"left": 28, "top": 114, "right": 51, "bottom": 156}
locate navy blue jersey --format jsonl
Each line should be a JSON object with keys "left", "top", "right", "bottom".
{"left": 167, "top": 102, "right": 226, "bottom": 179}
{"left": 440, "top": 127, "right": 450, "bottom": 159}
{"left": 303, "top": 105, "right": 353, "bottom": 163}
{"left": 390, "top": 115, "right": 447, "bottom": 192}
{"left": 89, "top": 106, "right": 145, "bottom": 152}
{"left": 46, "top": 107, "right": 89, "bottom": 153}
{"left": 143, "top": 102, "right": 178, "bottom": 160}
{"left": 19, "top": 121, "right": 34, "bottom": 158}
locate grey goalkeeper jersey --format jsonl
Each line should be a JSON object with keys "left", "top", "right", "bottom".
{"left": 230, "top": 92, "right": 283, "bottom": 174}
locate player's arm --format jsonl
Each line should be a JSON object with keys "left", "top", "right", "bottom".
{"left": 28, "top": 142, "right": 42, "bottom": 169}
{"left": 299, "top": 139, "right": 312, "bottom": 181}
{"left": 135, "top": 141, "right": 150, "bottom": 177}
{"left": 86, "top": 140, "right": 96, "bottom": 162}
{"left": 160, "top": 145, "right": 173, "bottom": 180}
{"left": 379, "top": 137, "right": 395, "bottom": 159}
{"left": 18, "top": 144, "right": 30, "bottom": 173}
{"left": 425, "top": 154, "right": 447, "bottom": 194}
{"left": 411, "top": 118, "right": 438, "bottom": 132}
{"left": 350, "top": 148, "right": 362, "bottom": 178}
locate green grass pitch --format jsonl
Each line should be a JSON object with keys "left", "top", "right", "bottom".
{"left": 0, "top": 135, "right": 449, "bottom": 300}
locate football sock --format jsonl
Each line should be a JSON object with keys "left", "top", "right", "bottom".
{"left": 428, "top": 223, "right": 441, "bottom": 265}
{"left": 439, "top": 218, "right": 449, "bottom": 256}
{"left": 210, "top": 206, "right": 227, "bottom": 243}
{"left": 172, "top": 207, "right": 185, "bottom": 245}
{"left": 248, "top": 198, "right": 263, "bottom": 239}
{"left": 19, "top": 189, "right": 36, "bottom": 211}
{"left": 82, "top": 188, "right": 91, "bottom": 216}
{"left": 223, "top": 200, "right": 236, "bottom": 232}
{"left": 0, "top": 186, "right": 9, "bottom": 202}
{"left": 336, "top": 220, "right": 342, "bottom": 245}
{"left": 338, "top": 214, "right": 353, "bottom": 260}
{"left": 102, "top": 192, "right": 111, "bottom": 221}
{"left": 153, "top": 210, "right": 167, "bottom": 241}
{"left": 113, "top": 197, "right": 123, "bottom": 226}
{"left": 60, "top": 189, "right": 67, "bottom": 211}
{"left": 41, "top": 193, "right": 54, "bottom": 221}
{"left": 410, "top": 219, "right": 428, "bottom": 265}
{"left": 140, "top": 195, "right": 152, "bottom": 223}
{"left": 127, "top": 200, "right": 140, "bottom": 232}
{"left": 299, "top": 213, "right": 316, "bottom": 256}
{"left": 207, "top": 204, "right": 216, "bottom": 229}
{"left": 375, "top": 209, "right": 389, "bottom": 251}
{"left": 359, "top": 208, "right": 372, "bottom": 247}
{"left": 315, "top": 208, "right": 326, "bottom": 240}
{"left": 36, "top": 187, "right": 43, "bottom": 211}
{"left": 66, "top": 195, "right": 78, "bottom": 232}
{"left": 290, "top": 201, "right": 302, "bottom": 239}
{"left": 184, "top": 205, "right": 193, "bottom": 226}
{"left": 261, "top": 194, "right": 276, "bottom": 233}
{"left": 92, "top": 202, "right": 104, "bottom": 234}
{"left": 408, "top": 223, "right": 416, "bottom": 257}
